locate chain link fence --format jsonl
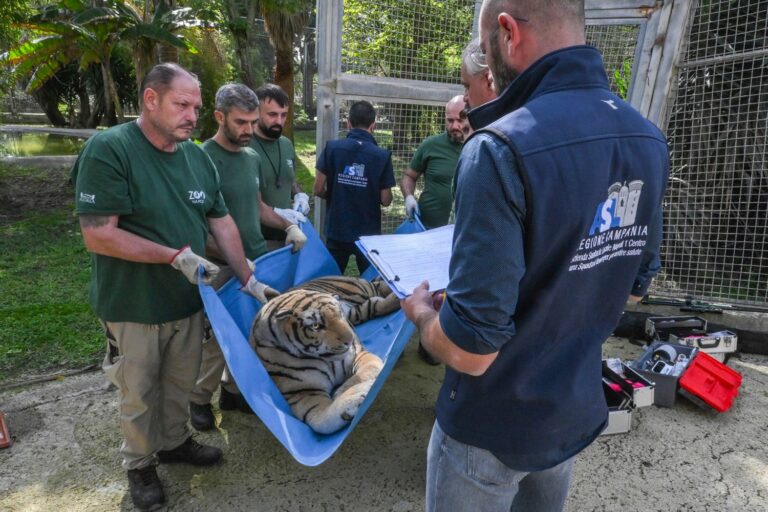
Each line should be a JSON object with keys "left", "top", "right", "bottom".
{"left": 652, "top": 0, "right": 768, "bottom": 306}
{"left": 333, "top": 1, "right": 646, "bottom": 234}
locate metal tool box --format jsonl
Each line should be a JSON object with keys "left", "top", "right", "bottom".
{"left": 600, "top": 359, "right": 655, "bottom": 435}
{"left": 645, "top": 316, "right": 737, "bottom": 362}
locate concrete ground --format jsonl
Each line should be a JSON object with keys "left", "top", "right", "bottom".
{"left": 1, "top": 337, "right": 767, "bottom": 512}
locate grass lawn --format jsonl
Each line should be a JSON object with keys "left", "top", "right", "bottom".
{"left": 293, "top": 128, "right": 317, "bottom": 193}
{"left": 0, "top": 165, "right": 102, "bottom": 382}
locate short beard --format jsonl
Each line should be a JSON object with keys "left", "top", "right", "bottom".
{"left": 258, "top": 120, "right": 283, "bottom": 140}
{"left": 488, "top": 34, "right": 519, "bottom": 95}
{"left": 224, "top": 123, "right": 250, "bottom": 147}
{"left": 448, "top": 129, "right": 465, "bottom": 144}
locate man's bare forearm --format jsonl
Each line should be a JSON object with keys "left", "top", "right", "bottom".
{"left": 208, "top": 215, "right": 251, "bottom": 285}
{"left": 400, "top": 172, "right": 417, "bottom": 197}
{"left": 260, "top": 200, "right": 291, "bottom": 229}
{"left": 79, "top": 215, "right": 177, "bottom": 263}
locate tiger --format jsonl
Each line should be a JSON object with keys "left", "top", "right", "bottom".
{"left": 249, "top": 276, "right": 401, "bottom": 434}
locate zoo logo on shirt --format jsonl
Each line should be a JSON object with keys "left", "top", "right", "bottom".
{"left": 79, "top": 192, "right": 96, "bottom": 204}
{"left": 188, "top": 190, "right": 206, "bottom": 204}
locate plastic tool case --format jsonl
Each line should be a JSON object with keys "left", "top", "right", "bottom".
{"left": 631, "top": 341, "right": 742, "bottom": 411}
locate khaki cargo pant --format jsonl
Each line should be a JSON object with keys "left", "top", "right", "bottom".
{"left": 190, "top": 266, "right": 240, "bottom": 405}
{"left": 102, "top": 310, "right": 204, "bottom": 470}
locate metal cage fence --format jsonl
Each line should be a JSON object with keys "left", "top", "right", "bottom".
{"left": 652, "top": 0, "right": 768, "bottom": 306}
{"left": 329, "top": 3, "right": 646, "bottom": 235}
{"left": 340, "top": 0, "right": 476, "bottom": 83}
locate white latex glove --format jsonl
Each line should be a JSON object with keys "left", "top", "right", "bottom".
{"left": 274, "top": 207, "right": 307, "bottom": 225}
{"left": 405, "top": 195, "right": 420, "bottom": 218}
{"left": 292, "top": 192, "right": 310, "bottom": 215}
{"left": 241, "top": 275, "right": 279, "bottom": 304}
{"left": 285, "top": 224, "right": 307, "bottom": 253}
{"left": 170, "top": 246, "right": 220, "bottom": 285}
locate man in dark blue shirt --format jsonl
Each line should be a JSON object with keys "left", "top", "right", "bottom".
{"left": 402, "top": 1, "right": 669, "bottom": 511}
{"left": 313, "top": 101, "right": 395, "bottom": 273}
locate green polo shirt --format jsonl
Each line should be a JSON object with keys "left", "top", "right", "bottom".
{"left": 409, "top": 132, "right": 462, "bottom": 228}
{"left": 202, "top": 140, "right": 268, "bottom": 260}
{"left": 71, "top": 121, "right": 228, "bottom": 324}
{"left": 249, "top": 134, "right": 296, "bottom": 209}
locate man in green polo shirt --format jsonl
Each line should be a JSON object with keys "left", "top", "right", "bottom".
{"left": 400, "top": 95, "right": 469, "bottom": 230}
{"left": 71, "top": 64, "right": 277, "bottom": 511}
{"left": 249, "top": 83, "right": 310, "bottom": 249}
{"left": 190, "top": 83, "right": 307, "bottom": 431}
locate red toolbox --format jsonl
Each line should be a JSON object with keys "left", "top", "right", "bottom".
{"left": 679, "top": 351, "right": 742, "bottom": 412}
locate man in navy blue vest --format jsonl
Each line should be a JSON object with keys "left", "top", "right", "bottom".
{"left": 402, "top": 1, "right": 669, "bottom": 510}
{"left": 313, "top": 101, "right": 395, "bottom": 273}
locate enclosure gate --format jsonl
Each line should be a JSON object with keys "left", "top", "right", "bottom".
{"left": 315, "top": 0, "right": 766, "bottom": 309}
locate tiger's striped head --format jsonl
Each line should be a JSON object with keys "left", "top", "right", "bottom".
{"left": 257, "top": 289, "right": 359, "bottom": 360}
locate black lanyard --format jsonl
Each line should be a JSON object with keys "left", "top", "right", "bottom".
{"left": 253, "top": 137, "right": 282, "bottom": 188}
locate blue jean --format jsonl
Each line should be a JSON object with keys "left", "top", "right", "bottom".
{"left": 426, "top": 421, "right": 574, "bottom": 512}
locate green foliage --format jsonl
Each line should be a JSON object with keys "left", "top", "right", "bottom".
{"left": 0, "top": 0, "right": 203, "bottom": 124}
{"left": 342, "top": 0, "right": 473, "bottom": 81}
{"left": 180, "top": 27, "right": 234, "bottom": 140}
{"left": 292, "top": 128, "right": 316, "bottom": 193}
{"left": 612, "top": 59, "right": 632, "bottom": 100}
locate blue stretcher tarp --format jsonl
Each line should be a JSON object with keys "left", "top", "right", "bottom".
{"left": 198, "top": 218, "right": 424, "bottom": 466}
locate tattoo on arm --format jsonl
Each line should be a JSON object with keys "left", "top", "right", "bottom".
{"left": 79, "top": 215, "right": 111, "bottom": 229}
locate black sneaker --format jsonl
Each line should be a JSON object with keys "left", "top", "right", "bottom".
{"left": 127, "top": 465, "right": 164, "bottom": 511}
{"left": 219, "top": 388, "right": 254, "bottom": 415}
{"left": 189, "top": 402, "right": 215, "bottom": 431}
{"left": 157, "top": 437, "right": 222, "bottom": 466}
{"left": 418, "top": 341, "right": 441, "bottom": 366}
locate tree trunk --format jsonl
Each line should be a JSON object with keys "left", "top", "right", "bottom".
{"left": 302, "top": 39, "right": 316, "bottom": 118}
{"left": 225, "top": 0, "right": 257, "bottom": 88}
{"left": 101, "top": 57, "right": 125, "bottom": 125}
{"left": 155, "top": 0, "right": 179, "bottom": 63}
{"left": 274, "top": 44, "right": 295, "bottom": 140}
{"left": 30, "top": 87, "right": 67, "bottom": 127}
{"left": 77, "top": 76, "right": 91, "bottom": 128}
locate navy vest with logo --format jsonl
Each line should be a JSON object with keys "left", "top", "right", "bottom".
{"left": 321, "top": 128, "right": 393, "bottom": 242}
{"left": 437, "top": 46, "right": 670, "bottom": 471}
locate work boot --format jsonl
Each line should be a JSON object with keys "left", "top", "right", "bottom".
{"left": 418, "top": 341, "right": 441, "bottom": 366}
{"left": 219, "top": 388, "right": 254, "bottom": 414}
{"left": 189, "top": 402, "right": 215, "bottom": 431}
{"left": 127, "top": 465, "right": 164, "bottom": 511}
{"left": 157, "top": 437, "right": 222, "bottom": 466}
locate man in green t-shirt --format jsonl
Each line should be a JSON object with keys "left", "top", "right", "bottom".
{"left": 71, "top": 64, "right": 278, "bottom": 511}
{"left": 249, "top": 83, "right": 310, "bottom": 249}
{"left": 400, "top": 95, "right": 469, "bottom": 230}
{"left": 190, "top": 83, "right": 307, "bottom": 431}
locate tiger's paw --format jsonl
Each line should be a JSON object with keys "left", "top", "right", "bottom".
{"left": 339, "top": 391, "right": 367, "bottom": 422}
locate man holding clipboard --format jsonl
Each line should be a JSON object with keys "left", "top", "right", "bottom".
{"left": 401, "top": 1, "right": 668, "bottom": 510}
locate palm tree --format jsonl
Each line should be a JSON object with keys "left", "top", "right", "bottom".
{"left": 260, "top": 0, "right": 313, "bottom": 139}
{"left": 1, "top": 0, "right": 198, "bottom": 126}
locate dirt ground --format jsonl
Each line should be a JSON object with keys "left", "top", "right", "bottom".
{"left": 0, "top": 163, "right": 73, "bottom": 225}
{"left": 1, "top": 337, "right": 767, "bottom": 512}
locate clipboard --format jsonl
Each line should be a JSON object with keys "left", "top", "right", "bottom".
{"left": 356, "top": 223, "right": 454, "bottom": 298}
